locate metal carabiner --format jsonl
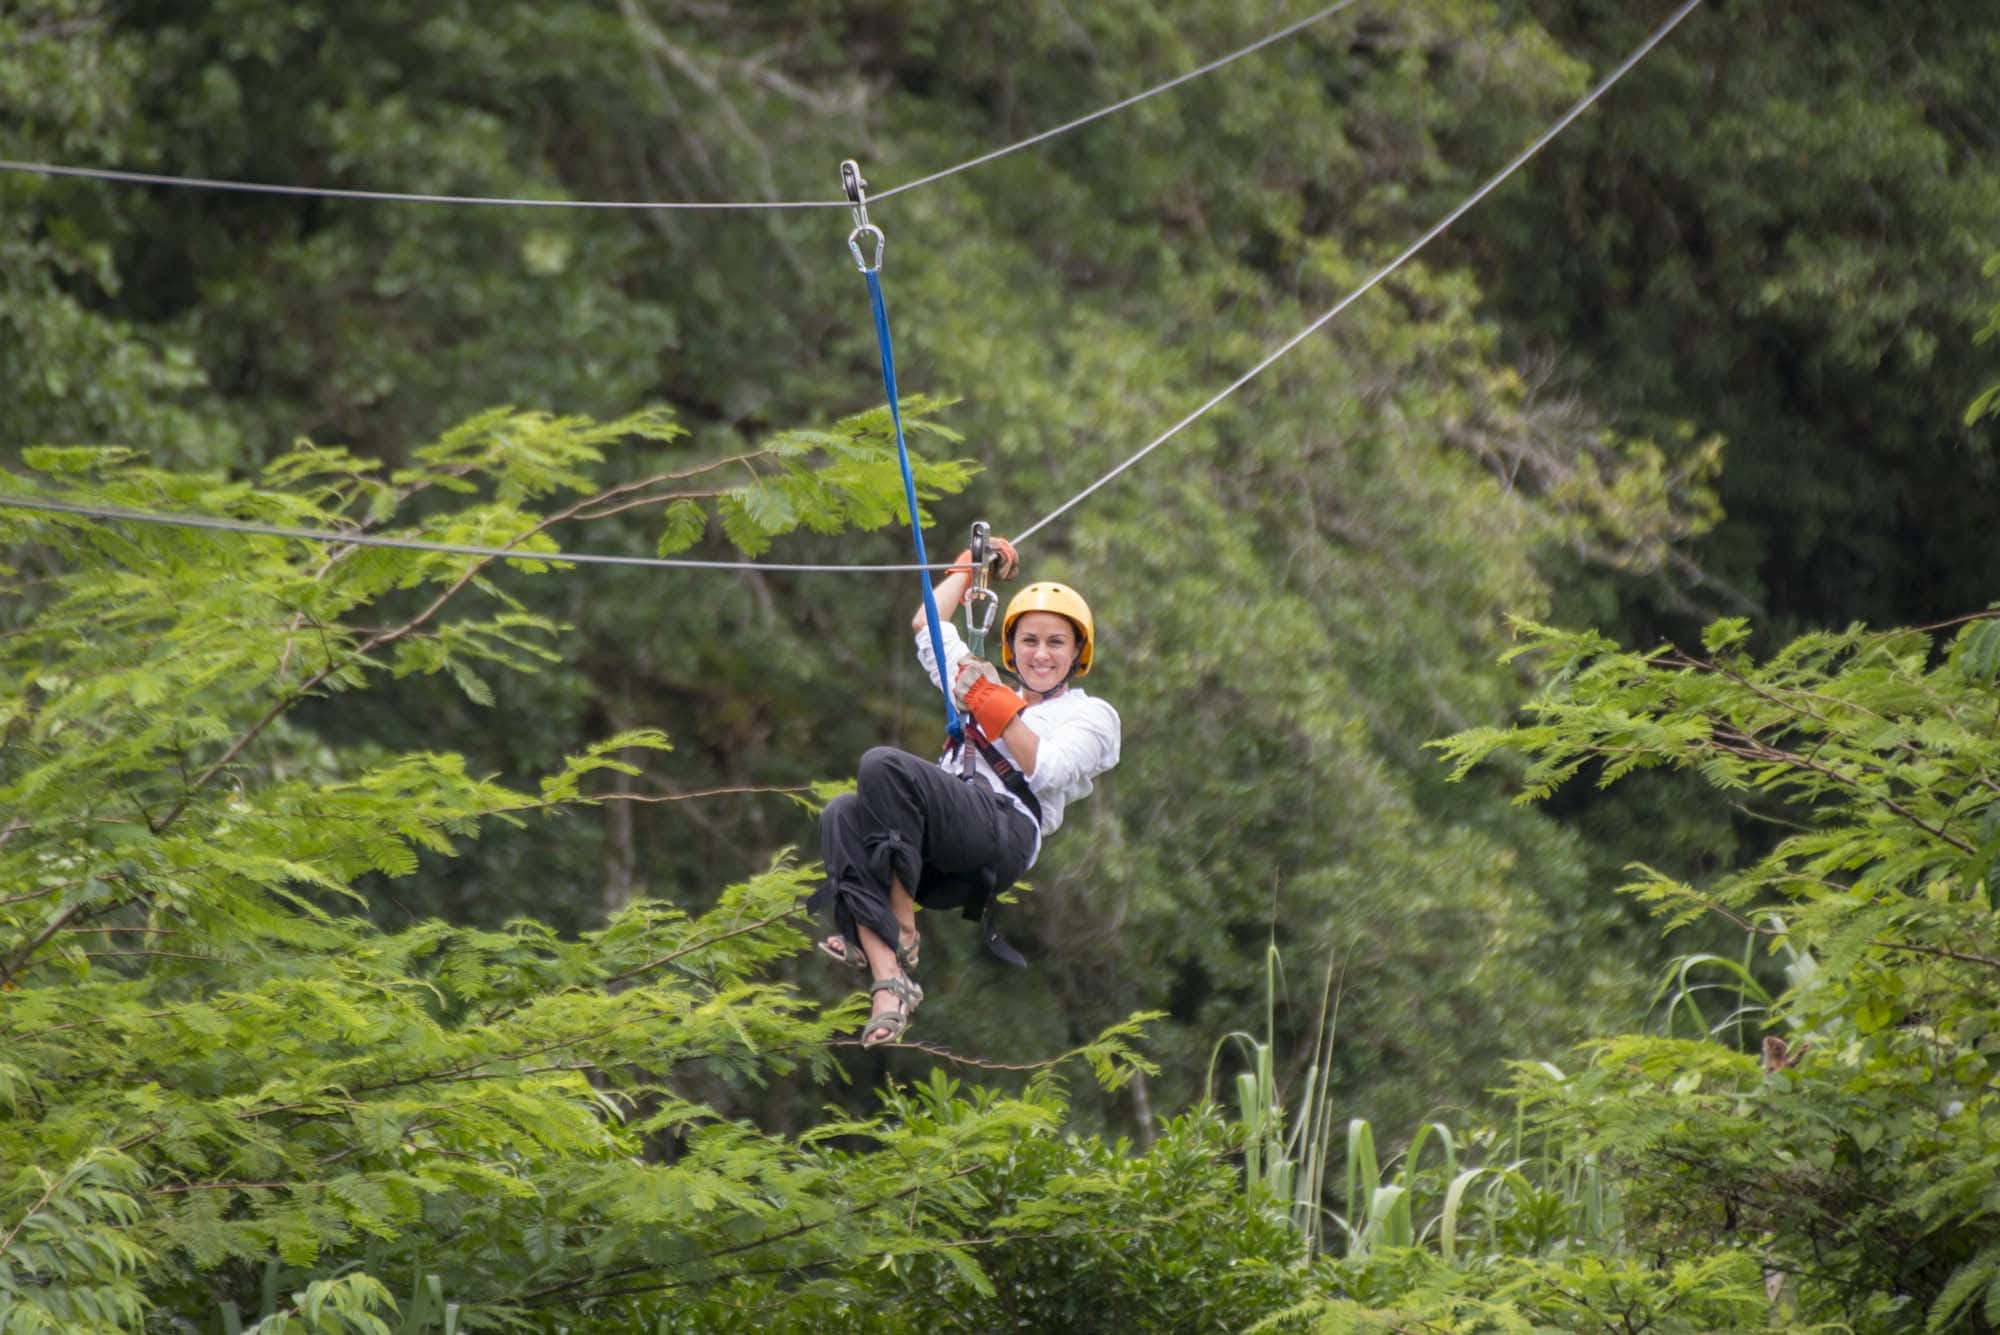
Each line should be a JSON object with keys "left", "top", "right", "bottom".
{"left": 847, "top": 223, "right": 885, "bottom": 273}
{"left": 965, "top": 585, "right": 1000, "bottom": 659}
{"left": 840, "top": 159, "right": 885, "bottom": 272}
{"left": 964, "top": 520, "right": 1000, "bottom": 657}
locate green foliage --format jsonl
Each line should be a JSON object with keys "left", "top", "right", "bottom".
{"left": 0, "top": 2, "right": 233, "bottom": 468}
{"left": 1206, "top": 943, "right": 1637, "bottom": 1301}
{"left": 1647, "top": 944, "right": 1776, "bottom": 1045}
{"left": 738, "top": 1093, "right": 1313, "bottom": 1335}
{"left": 1440, "top": 611, "right": 2000, "bottom": 1331}
{"left": 0, "top": 412, "right": 1232, "bottom": 1331}
{"left": 1264, "top": 1248, "right": 1798, "bottom": 1335}
{"left": 8, "top": 1, "right": 1997, "bottom": 1324}
{"left": 1971, "top": 253, "right": 2000, "bottom": 427}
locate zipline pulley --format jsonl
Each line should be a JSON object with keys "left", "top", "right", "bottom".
{"left": 964, "top": 520, "right": 1001, "bottom": 659}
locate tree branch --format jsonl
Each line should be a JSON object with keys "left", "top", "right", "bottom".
{"left": 0, "top": 1162, "right": 96, "bottom": 1256}
{"left": 1707, "top": 727, "right": 1975, "bottom": 854}
{"left": 81, "top": 950, "right": 237, "bottom": 965}
{"left": 599, "top": 906, "right": 803, "bottom": 987}
{"left": 1, "top": 900, "right": 96, "bottom": 987}
{"left": 1697, "top": 898, "right": 2000, "bottom": 971}
{"left": 493, "top": 783, "right": 810, "bottom": 818}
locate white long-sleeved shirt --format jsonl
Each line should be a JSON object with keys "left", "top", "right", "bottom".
{"left": 915, "top": 622, "right": 1121, "bottom": 867}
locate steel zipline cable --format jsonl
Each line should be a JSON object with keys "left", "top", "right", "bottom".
{"left": 1010, "top": 0, "right": 1704, "bottom": 550}
{"left": 0, "top": 3, "right": 1355, "bottom": 211}
{"left": 867, "top": 0, "right": 1361, "bottom": 204}
{"left": 0, "top": 0, "right": 1703, "bottom": 574}
{"left": 0, "top": 161, "right": 846, "bottom": 211}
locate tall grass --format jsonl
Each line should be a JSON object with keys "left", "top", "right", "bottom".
{"left": 1211, "top": 946, "right": 1341, "bottom": 1254}
{"left": 1650, "top": 916, "right": 1816, "bottom": 1046}
{"left": 1214, "top": 946, "right": 1623, "bottom": 1265}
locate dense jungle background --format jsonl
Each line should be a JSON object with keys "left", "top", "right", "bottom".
{"left": 4, "top": 0, "right": 1999, "bottom": 1330}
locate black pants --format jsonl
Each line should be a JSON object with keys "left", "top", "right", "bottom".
{"left": 809, "top": 747, "right": 1038, "bottom": 965}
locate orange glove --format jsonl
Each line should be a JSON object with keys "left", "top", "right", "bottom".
{"left": 950, "top": 537, "right": 1019, "bottom": 580}
{"left": 965, "top": 675, "right": 1025, "bottom": 738}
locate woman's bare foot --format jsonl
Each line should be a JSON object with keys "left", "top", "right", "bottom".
{"left": 818, "top": 934, "right": 867, "bottom": 970}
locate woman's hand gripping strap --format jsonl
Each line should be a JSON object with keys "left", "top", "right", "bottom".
{"left": 964, "top": 675, "right": 1025, "bottom": 739}
{"left": 951, "top": 657, "right": 1000, "bottom": 708}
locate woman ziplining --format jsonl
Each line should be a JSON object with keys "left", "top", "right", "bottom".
{"left": 807, "top": 535, "right": 1122, "bottom": 1046}
{"left": 821, "top": 164, "right": 1118, "bottom": 1045}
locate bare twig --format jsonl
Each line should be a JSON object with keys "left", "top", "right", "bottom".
{"left": 600, "top": 906, "right": 803, "bottom": 986}
{"left": 1916, "top": 609, "right": 2000, "bottom": 636}
{"left": 0, "top": 884, "right": 68, "bottom": 909}
{"left": 0, "top": 901, "right": 93, "bottom": 987}
{"left": 148, "top": 1179, "right": 299, "bottom": 1197}
{"left": 826, "top": 1038, "right": 1081, "bottom": 1073}
{"left": 513, "top": 784, "right": 813, "bottom": 813}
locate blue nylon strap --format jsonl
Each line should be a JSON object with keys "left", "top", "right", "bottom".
{"left": 864, "top": 268, "right": 964, "bottom": 744}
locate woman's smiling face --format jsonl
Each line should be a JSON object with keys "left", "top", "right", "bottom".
{"left": 1009, "top": 611, "right": 1080, "bottom": 694}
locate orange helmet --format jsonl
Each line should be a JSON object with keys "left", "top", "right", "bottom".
{"left": 1001, "top": 582, "right": 1095, "bottom": 678}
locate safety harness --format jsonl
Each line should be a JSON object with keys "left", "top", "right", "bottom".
{"left": 961, "top": 720, "right": 1043, "bottom": 824}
